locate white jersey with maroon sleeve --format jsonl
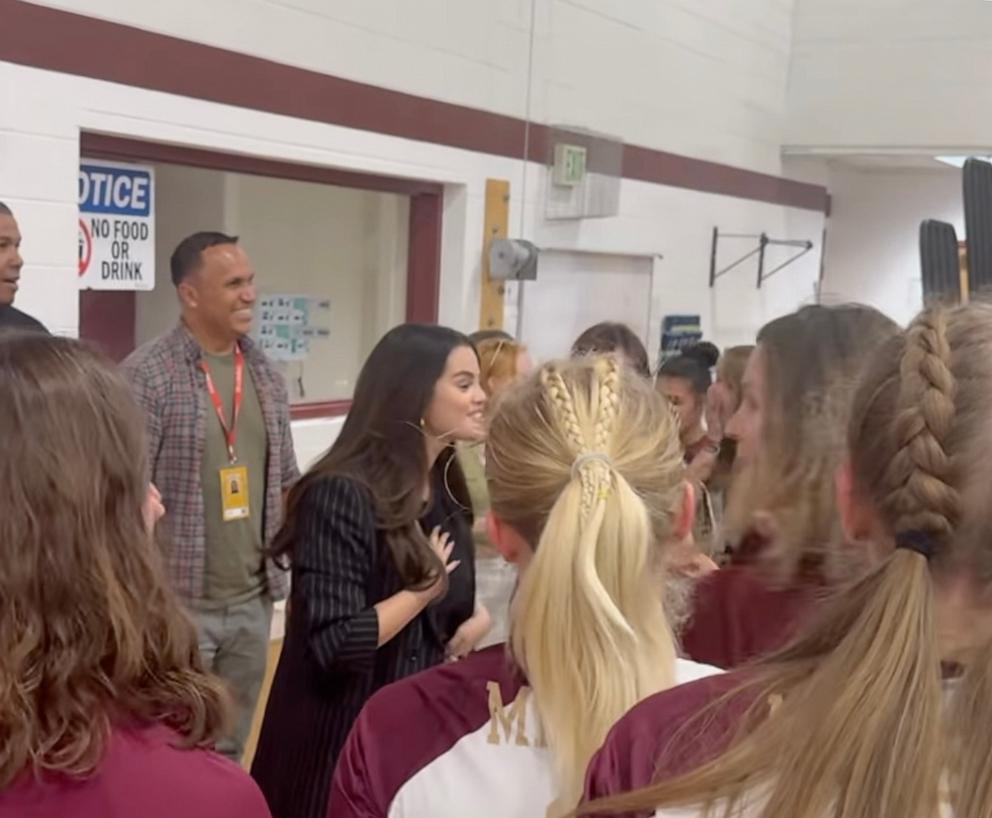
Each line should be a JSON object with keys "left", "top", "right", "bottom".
{"left": 329, "top": 644, "right": 720, "bottom": 818}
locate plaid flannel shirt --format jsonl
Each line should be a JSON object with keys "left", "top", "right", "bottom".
{"left": 121, "top": 323, "right": 299, "bottom": 602}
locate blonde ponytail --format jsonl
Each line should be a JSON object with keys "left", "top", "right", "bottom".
{"left": 950, "top": 639, "right": 992, "bottom": 817}
{"left": 584, "top": 305, "right": 992, "bottom": 818}
{"left": 488, "top": 356, "right": 685, "bottom": 814}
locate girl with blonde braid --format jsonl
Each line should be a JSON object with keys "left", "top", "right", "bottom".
{"left": 329, "top": 356, "right": 719, "bottom": 818}
{"left": 584, "top": 304, "right": 992, "bottom": 818}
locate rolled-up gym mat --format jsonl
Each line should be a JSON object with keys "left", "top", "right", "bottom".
{"left": 919, "top": 219, "right": 961, "bottom": 305}
{"left": 963, "top": 158, "right": 992, "bottom": 294}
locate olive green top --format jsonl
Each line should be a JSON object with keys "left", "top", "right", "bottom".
{"left": 456, "top": 443, "right": 495, "bottom": 557}
{"left": 200, "top": 350, "right": 268, "bottom": 604}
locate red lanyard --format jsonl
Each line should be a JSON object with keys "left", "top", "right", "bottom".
{"left": 200, "top": 344, "right": 244, "bottom": 463}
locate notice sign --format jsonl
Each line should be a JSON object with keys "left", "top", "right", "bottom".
{"left": 78, "top": 160, "right": 155, "bottom": 290}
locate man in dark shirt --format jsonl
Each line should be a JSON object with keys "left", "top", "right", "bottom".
{"left": 0, "top": 202, "right": 48, "bottom": 333}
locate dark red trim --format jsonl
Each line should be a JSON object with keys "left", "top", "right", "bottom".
{"left": 407, "top": 193, "right": 442, "bottom": 324}
{"left": 80, "top": 134, "right": 442, "bottom": 197}
{"left": 623, "top": 147, "right": 829, "bottom": 213}
{"left": 291, "top": 400, "right": 352, "bottom": 420}
{"left": 1, "top": 0, "right": 829, "bottom": 213}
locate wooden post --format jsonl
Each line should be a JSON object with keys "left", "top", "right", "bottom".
{"left": 479, "top": 179, "right": 510, "bottom": 332}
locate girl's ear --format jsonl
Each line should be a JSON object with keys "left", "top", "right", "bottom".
{"left": 487, "top": 512, "right": 528, "bottom": 564}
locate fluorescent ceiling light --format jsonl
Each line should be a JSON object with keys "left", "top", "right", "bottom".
{"left": 935, "top": 155, "right": 992, "bottom": 168}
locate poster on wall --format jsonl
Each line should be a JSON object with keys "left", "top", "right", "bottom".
{"left": 255, "top": 294, "right": 331, "bottom": 361}
{"left": 78, "top": 160, "right": 155, "bottom": 291}
{"left": 659, "top": 314, "right": 702, "bottom": 362}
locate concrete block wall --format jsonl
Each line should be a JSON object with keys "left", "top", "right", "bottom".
{"left": 28, "top": 0, "right": 797, "bottom": 172}
{"left": 0, "top": 0, "right": 827, "bottom": 466}
{"left": 788, "top": 0, "right": 992, "bottom": 151}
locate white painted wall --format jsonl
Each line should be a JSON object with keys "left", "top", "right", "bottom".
{"left": 520, "top": 251, "right": 654, "bottom": 364}
{"left": 29, "top": 0, "right": 797, "bottom": 173}
{"left": 818, "top": 164, "right": 963, "bottom": 327}
{"left": 134, "top": 166, "right": 407, "bottom": 375}
{"left": 528, "top": 169, "right": 824, "bottom": 355}
{"left": 788, "top": 0, "right": 992, "bottom": 152}
{"left": 230, "top": 173, "right": 408, "bottom": 404}
{"left": 135, "top": 164, "right": 225, "bottom": 346}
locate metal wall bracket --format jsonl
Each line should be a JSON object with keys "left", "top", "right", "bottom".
{"left": 708, "top": 227, "right": 814, "bottom": 288}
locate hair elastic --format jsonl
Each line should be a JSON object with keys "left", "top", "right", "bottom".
{"left": 894, "top": 530, "right": 937, "bottom": 561}
{"left": 571, "top": 452, "right": 613, "bottom": 479}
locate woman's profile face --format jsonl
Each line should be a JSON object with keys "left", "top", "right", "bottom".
{"left": 515, "top": 349, "right": 534, "bottom": 381}
{"left": 423, "top": 345, "right": 487, "bottom": 442}
{"left": 658, "top": 375, "right": 702, "bottom": 440}
{"left": 705, "top": 381, "right": 734, "bottom": 440}
{"left": 724, "top": 346, "right": 765, "bottom": 466}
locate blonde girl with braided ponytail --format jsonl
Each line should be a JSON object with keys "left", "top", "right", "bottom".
{"left": 582, "top": 303, "right": 992, "bottom": 818}
{"left": 330, "top": 355, "right": 720, "bottom": 818}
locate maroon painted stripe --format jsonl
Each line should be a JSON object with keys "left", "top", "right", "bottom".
{"left": 291, "top": 400, "right": 352, "bottom": 420}
{"left": 0, "top": 0, "right": 828, "bottom": 212}
{"left": 407, "top": 193, "right": 443, "bottom": 324}
{"left": 79, "top": 133, "right": 443, "bottom": 197}
{"left": 623, "top": 146, "right": 829, "bottom": 212}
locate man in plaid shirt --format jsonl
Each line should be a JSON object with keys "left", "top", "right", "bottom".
{"left": 122, "top": 231, "right": 299, "bottom": 762}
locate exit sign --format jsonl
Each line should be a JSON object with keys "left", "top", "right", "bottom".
{"left": 552, "top": 143, "right": 587, "bottom": 187}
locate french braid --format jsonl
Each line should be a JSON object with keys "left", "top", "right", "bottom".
{"left": 880, "top": 309, "right": 960, "bottom": 545}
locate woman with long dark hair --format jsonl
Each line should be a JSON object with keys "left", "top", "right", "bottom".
{"left": 330, "top": 355, "right": 718, "bottom": 818}
{"left": 250, "top": 324, "right": 486, "bottom": 818}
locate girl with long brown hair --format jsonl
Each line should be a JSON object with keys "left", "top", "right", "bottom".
{"left": 0, "top": 334, "right": 266, "bottom": 817}
{"left": 330, "top": 355, "right": 720, "bottom": 818}
{"left": 680, "top": 305, "right": 898, "bottom": 668}
{"left": 583, "top": 304, "right": 992, "bottom": 818}
{"left": 251, "top": 324, "right": 487, "bottom": 818}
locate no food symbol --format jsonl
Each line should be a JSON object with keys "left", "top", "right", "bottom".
{"left": 78, "top": 218, "right": 92, "bottom": 277}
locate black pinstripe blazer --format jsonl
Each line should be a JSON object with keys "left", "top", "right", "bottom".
{"left": 251, "top": 475, "right": 474, "bottom": 818}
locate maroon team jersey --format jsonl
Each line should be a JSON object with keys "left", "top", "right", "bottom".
{"left": 680, "top": 564, "right": 819, "bottom": 669}
{"left": 0, "top": 725, "right": 269, "bottom": 818}
{"left": 330, "top": 645, "right": 720, "bottom": 818}
{"left": 582, "top": 672, "right": 753, "bottom": 818}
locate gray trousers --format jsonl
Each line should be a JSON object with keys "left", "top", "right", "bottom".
{"left": 192, "top": 593, "right": 273, "bottom": 762}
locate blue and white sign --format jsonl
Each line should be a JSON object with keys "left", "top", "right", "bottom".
{"left": 659, "top": 314, "right": 702, "bottom": 362}
{"left": 78, "top": 160, "right": 155, "bottom": 290}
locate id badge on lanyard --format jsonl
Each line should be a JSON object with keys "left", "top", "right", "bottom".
{"left": 201, "top": 346, "right": 251, "bottom": 523}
